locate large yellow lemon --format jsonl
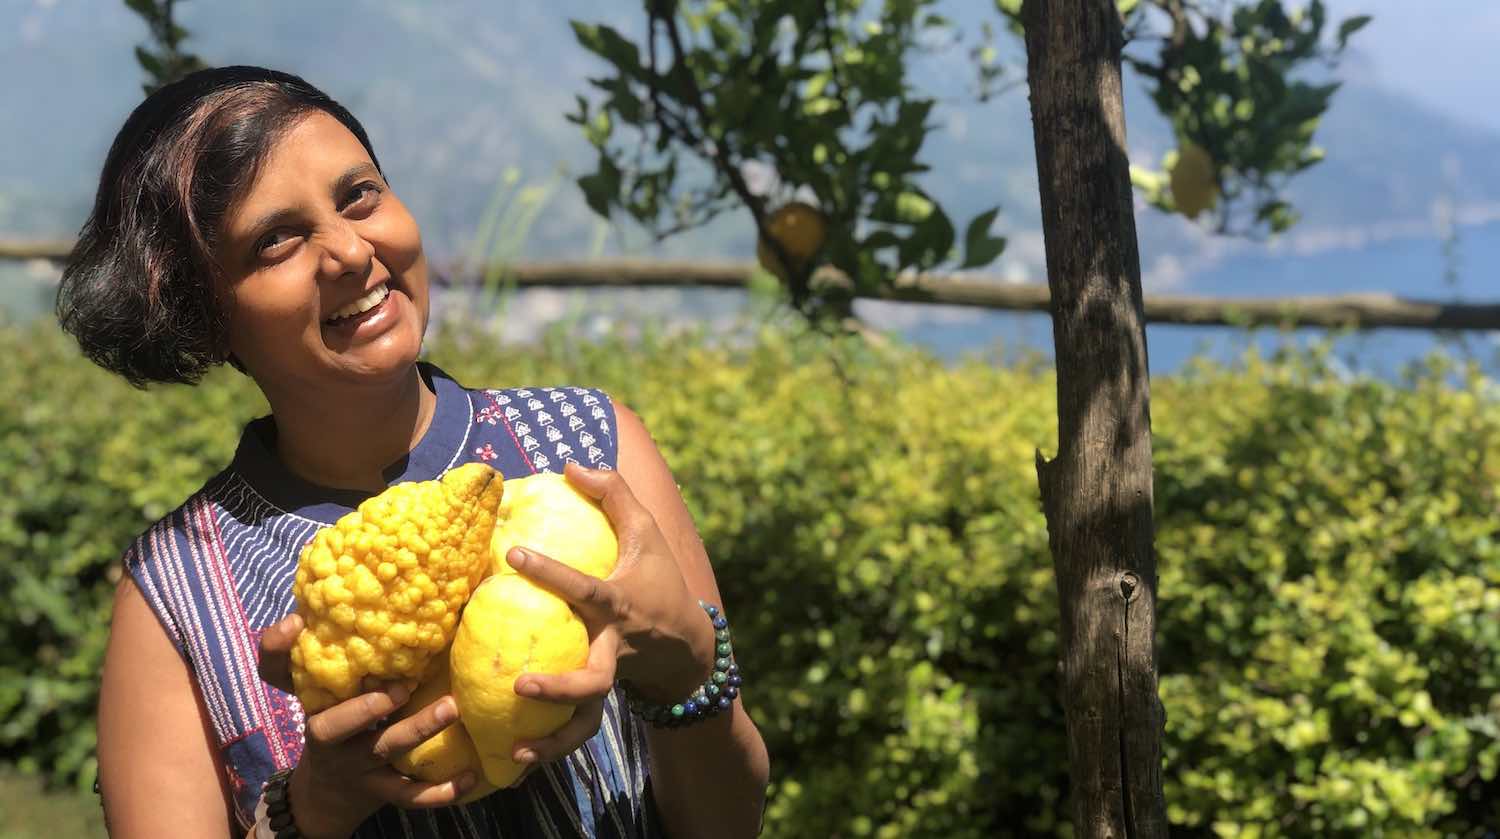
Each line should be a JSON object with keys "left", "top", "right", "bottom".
{"left": 488, "top": 472, "right": 619, "bottom": 580}
{"left": 1170, "top": 141, "right": 1220, "bottom": 220}
{"left": 449, "top": 574, "right": 591, "bottom": 788}
{"left": 756, "top": 201, "right": 828, "bottom": 281}
{"left": 389, "top": 649, "right": 497, "bottom": 804}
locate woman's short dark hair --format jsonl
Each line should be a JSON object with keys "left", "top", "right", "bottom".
{"left": 56, "top": 66, "right": 382, "bottom": 387}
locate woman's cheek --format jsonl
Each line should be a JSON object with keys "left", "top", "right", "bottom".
{"left": 375, "top": 196, "right": 424, "bottom": 266}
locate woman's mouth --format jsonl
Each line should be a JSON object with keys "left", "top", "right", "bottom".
{"left": 323, "top": 282, "right": 391, "bottom": 328}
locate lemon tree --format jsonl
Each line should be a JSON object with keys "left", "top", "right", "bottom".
{"left": 567, "top": 3, "right": 1366, "bottom": 836}
{"left": 568, "top": 1, "right": 1008, "bottom": 320}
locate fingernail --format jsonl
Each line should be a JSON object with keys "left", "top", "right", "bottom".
{"left": 515, "top": 748, "right": 537, "bottom": 764}
{"left": 436, "top": 697, "right": 458, "bottom": 724}
{"left": 456, "top": 772, "right": 476, "bottom": 793}
{"left": 508, "top": 547, "right": 528, "bottom": 567}
{"left": 516, "top": 680, "right": 540, "bottom": 697}
{"left": 389, "top": 685, "right": 410, "bottom": 705}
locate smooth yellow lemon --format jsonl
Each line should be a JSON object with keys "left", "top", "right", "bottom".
{"left": 489, "top": 472, "right": 618, "bottom": 580}
{"left": 449, "top": 574, "right": 590, "bottom": 788}
{"left": 1170, "top": 141, "right": 1220, "bottom": 220}
{"left": 389, "top": 649, "right": 498, "bottom": 804}
{"left": 756, "top": 201, "right": 828, "bottom": 281}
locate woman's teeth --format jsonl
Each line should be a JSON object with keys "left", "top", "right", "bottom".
{"left": 326, "top": 283, "right": 390, "bottom": 324}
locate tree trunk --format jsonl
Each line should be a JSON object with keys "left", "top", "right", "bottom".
{"left": 1021, "top": 2, "right": 1168, "bottom": 837}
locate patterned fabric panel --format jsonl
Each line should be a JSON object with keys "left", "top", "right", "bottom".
{"left": 124, "top": 479, "right": 303, "bottom": 822}
{"left": 470, "top": 386, "right": 618, "bottom": 478}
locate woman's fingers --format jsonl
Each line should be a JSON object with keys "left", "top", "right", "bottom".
{"left": 257, "top": 613, "right": 302, "bottom": 693}
{"left": 514, "top": 628, "right": 619, "bottom": 705}
{"left": 304, "top": 685, "right": 411, "bottom": 747}
{"left": 511, "top": 630, "right": 617, "bottom": 764}
{"left": 513, "top": 695, "right": 607, "bottom": 766}
{"left": 506, "top": 547, "right": 620, "bottom": 624}
{"left": 364, "top": 767, "right": 478, "bottom": 809}
{"left": 367, "top": 695, "right": 461, "bottom": 768}
{"left": 563, "top": 463, "right": 654, "bottom": 538}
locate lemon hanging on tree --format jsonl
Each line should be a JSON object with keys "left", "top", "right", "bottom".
{"left": 1169, "top": 140, "right": 1220, "bottom": 220}
{"left": 756, "top": 201, "right": 828, "bottom": 282}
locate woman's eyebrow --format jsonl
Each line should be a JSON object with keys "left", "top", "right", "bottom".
{"left": 242, "top": 207, "right": 299, "bottom": 242}
{"left": 332, "top": 162, "right": 381, "bottom": 197}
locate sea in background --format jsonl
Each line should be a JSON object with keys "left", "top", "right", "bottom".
{"left": 6, "top": 217, "right": 1496, "bottom": 380}
{"left": 891, "top": 217, "right": 1500, "bottom": 377}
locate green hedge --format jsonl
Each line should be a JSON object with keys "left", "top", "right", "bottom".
{"left": 2, "top": 319, "right": 1497, "bottom": 837}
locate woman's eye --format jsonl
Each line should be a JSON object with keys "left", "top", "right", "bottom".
{"left": 256, "top": 229, "right": 299, "bottom": 257}
{"left": 341, "top": 182, "right": 383, "bottom": 214}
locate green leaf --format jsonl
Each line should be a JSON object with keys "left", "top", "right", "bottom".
{"left": 897, "top": 204, "right": 955, "bottom": 270}
{"left": 959, "top": 208, "right": 1006, "bottom": 269}
{"left": 570, "top": 22, "right": 644, "bottom": 77}
{"left": 123, "top": 0, "right": 158, "bottom": 19}
{"left": 134, "top": 45, "right": 164, "bottom": 80}
{"left": 860, "top": 230, "right": 903, "bottom": 253}
{"left": 576, "top": 158, "right": 622, "bottom": 218}
{"left": 1336, "top": 15, "right": 1372, "bottom": 49}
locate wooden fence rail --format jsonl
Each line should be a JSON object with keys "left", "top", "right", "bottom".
{"left": 5, "top": 240, "right": 1498, "bottom": 331}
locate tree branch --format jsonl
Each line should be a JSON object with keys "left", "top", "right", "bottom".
{"left": 11, "top": 240, "right": 1495, "bottom": 330}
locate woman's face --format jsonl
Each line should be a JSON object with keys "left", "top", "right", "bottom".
{"left": 215, "top": 111, "right": 429, "bottom": 394}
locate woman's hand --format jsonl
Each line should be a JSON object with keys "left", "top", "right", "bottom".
{"left": 507, "top": 463, "right": 717, "bottom": 707}
{"left": 257, "top": 616, "right": 479, "bottom": 839}
{"left": 506, "top": 623, "right": 620, "bottom": 770}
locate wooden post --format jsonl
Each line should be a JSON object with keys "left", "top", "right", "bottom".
{"left": 1023, "top": 1, "right": 1168, "bottom": 836}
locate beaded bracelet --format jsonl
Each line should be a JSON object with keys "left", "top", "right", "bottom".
{"left": 618, "top": 600, "right": 743, "bottom": 728}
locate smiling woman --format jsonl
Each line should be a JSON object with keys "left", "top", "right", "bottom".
{"left": 55, "top": 67, "right": 768, "bottom": 839}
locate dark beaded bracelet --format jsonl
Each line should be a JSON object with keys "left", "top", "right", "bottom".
{"left": 618, "top": 600, "right": 744, "bottom": 728}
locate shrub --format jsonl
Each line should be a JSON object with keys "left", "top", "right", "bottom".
{"left": 1, "top": 319, "right": 1496, "bottom": 836}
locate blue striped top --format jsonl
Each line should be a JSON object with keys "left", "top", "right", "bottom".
{"left": 123, "top": 363, "right": 663, "bottom": 837}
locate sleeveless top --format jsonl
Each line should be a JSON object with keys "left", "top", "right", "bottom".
{"left": 122, "top": 363, "right": 663, "bottom": 837}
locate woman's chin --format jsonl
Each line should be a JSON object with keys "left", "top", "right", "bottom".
{"left": 336, "top": 341, "right": 424, "bottom": 382}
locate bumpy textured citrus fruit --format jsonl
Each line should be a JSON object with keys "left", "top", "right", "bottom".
{"left": 290, "top": 463, "right": 503, "bottom": 713}
{"left": 1170, "top": 141, "right": 1220, "bottom": 220}
{"left": 756, "top": 201, "right": 828, "bottom": 281}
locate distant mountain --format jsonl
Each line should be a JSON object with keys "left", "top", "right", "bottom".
{"left": 3, "top": 0, "right": 1498, "bottom": 290}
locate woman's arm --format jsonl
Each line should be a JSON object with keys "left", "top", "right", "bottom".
{"left": 97, "top": 576, "right": 239, "bottom": 837}
{"left": 614, "top": 403, "right": 771, "bottom": 838}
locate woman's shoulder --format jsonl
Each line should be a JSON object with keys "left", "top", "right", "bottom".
{"left": 123, "top": 468, "right": 241, "bottom": 559}
{"left": 114, "top": 468, "right": 246, "bottom": 650}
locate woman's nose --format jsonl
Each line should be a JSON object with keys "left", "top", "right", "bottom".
{"left": 318, "top": 219, "right": 375, "bottom": 281}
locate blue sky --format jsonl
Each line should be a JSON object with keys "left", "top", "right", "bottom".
{"left": 1322, "top": 0, "right": 1500, "bottom": 134}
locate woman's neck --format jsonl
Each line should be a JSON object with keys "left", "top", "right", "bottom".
{"left": 261, "top": 364, "right": 438, "bottom": 495}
